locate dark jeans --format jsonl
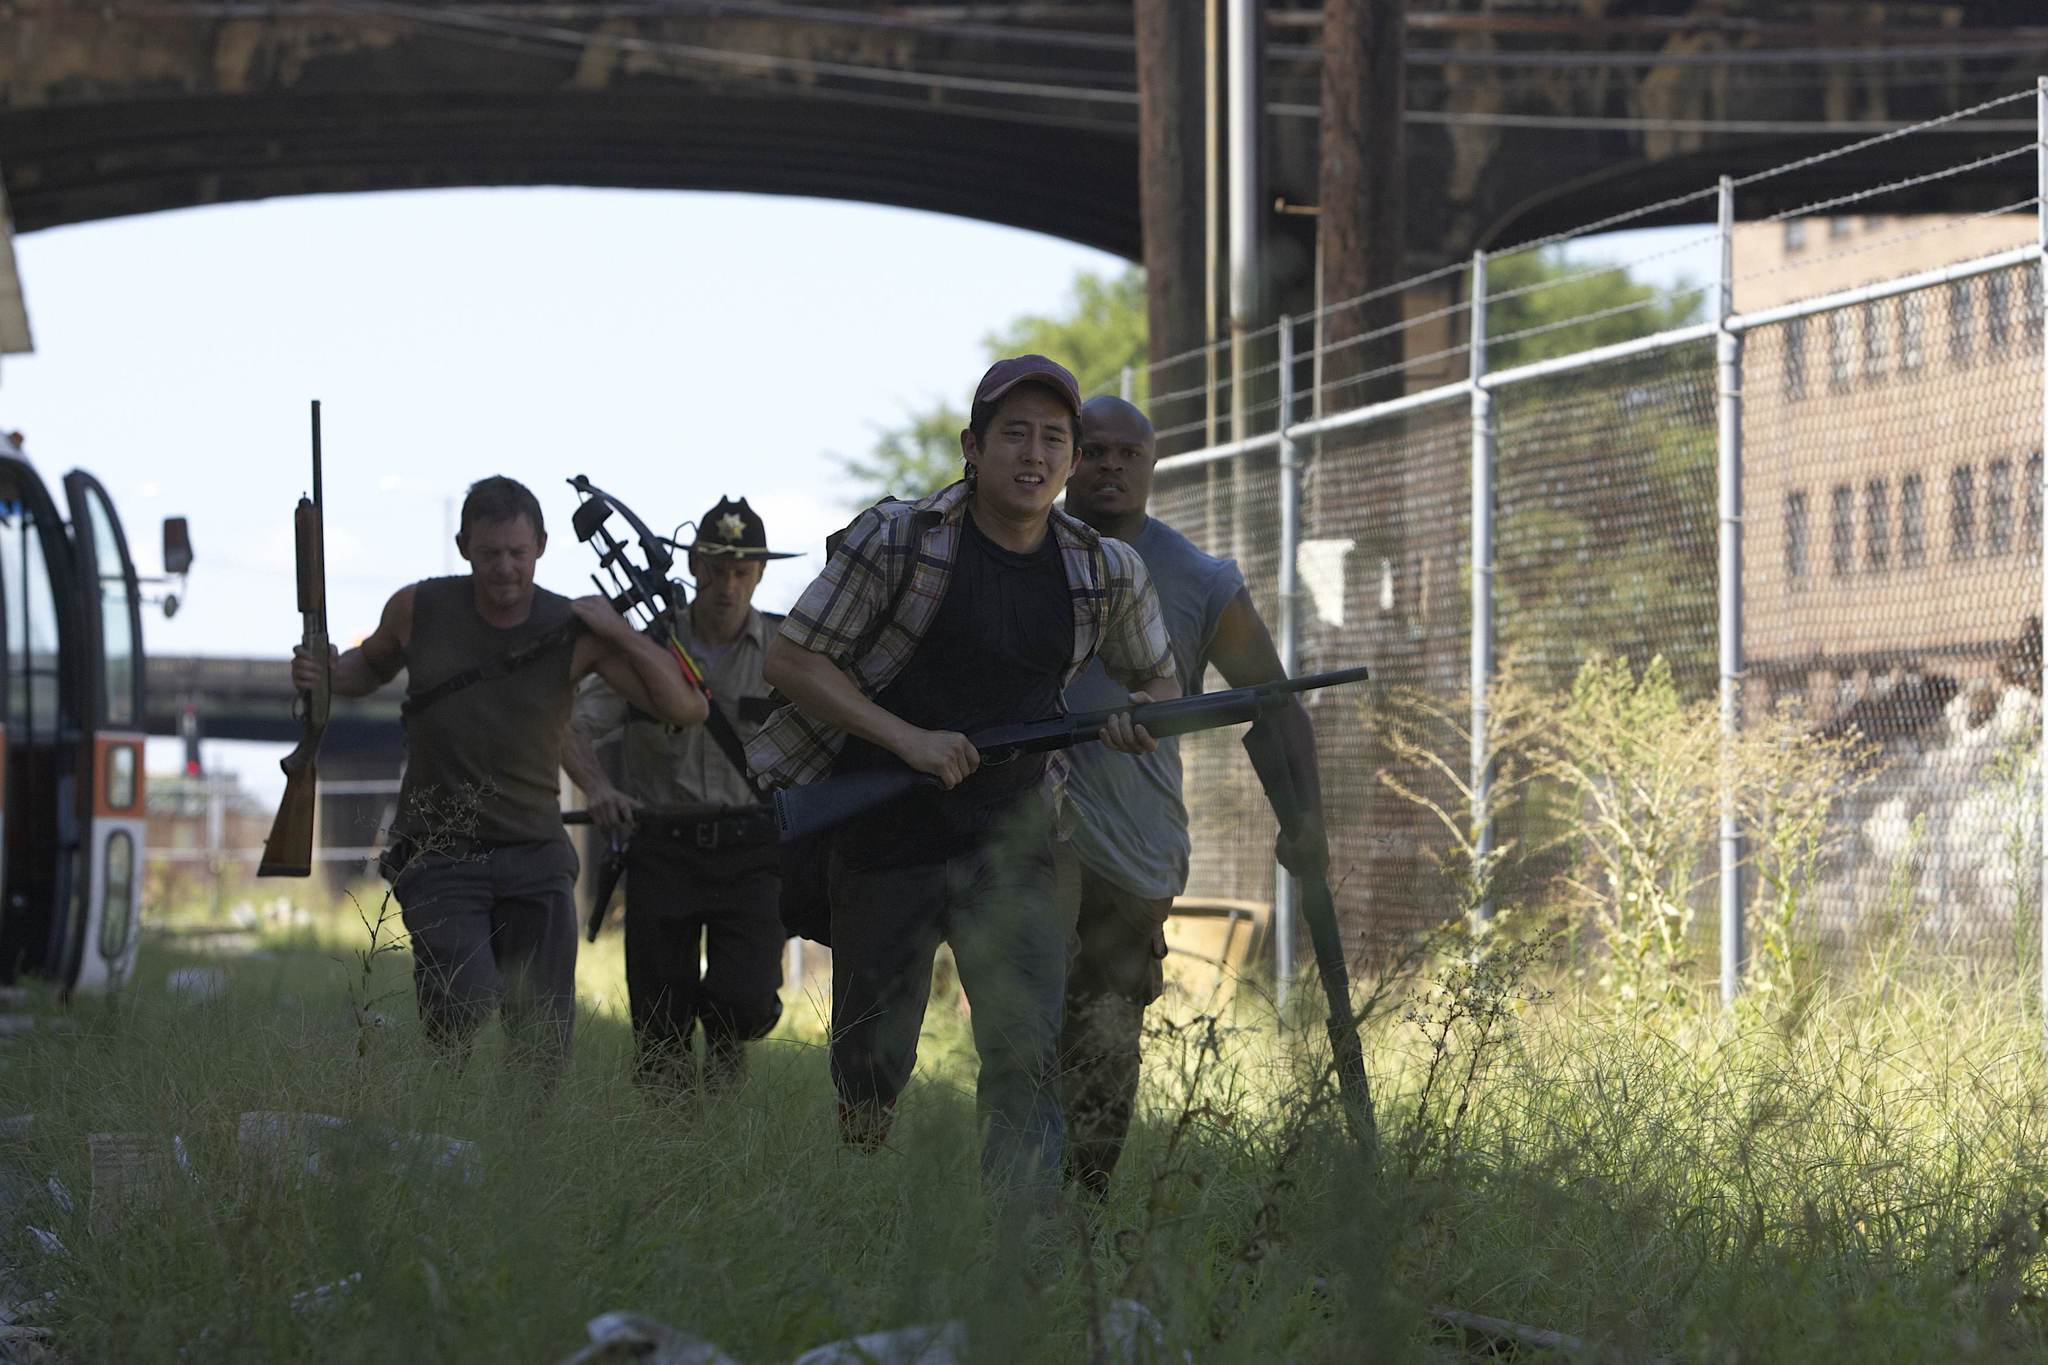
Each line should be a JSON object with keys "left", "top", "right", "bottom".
{"left": 624, "top": 834, "right": 784, "bottom": 1088}
{"left": 391, "top": 838, "right": 581, "bottom": 1078}
{"left": 1056, "top": 844, "right": 1175, "bottom": 1199}
{"left": 828, "top": 795, "right": 1065, "bottom": 1203}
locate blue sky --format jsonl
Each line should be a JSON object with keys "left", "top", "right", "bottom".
{"left": 0, "top": 187, "right": 1701, "bottom": 796}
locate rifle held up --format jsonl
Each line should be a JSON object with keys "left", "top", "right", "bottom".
{"left": 258, "top": 401, "right": 331, "bottom": 877}
{"left": 772, "top": 664, "right": 1371, "bottom": 844}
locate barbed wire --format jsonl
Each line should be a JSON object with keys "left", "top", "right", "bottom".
{"left": 1315, "top": 295, "right": 1476, "bottom": 362}
{"left": 1295, "top": 258, "right": 1477, "bottom": 327}
{"left": 1312, "top": 339, "right": 1475, "bottom": 402}
{"left": 1733, "top": 196, "right": 2042, "bottom": 291}
{"left": 1732, "top": 86, "right": 2037, "bottom": 187}
{"left": 1483, "top": 230, "right": 1722, "bottom": 308}
{"left": 1485, "top": 293, "right": 1673, "bottom": 351}
{"left": 1762, "top": 144, "right": 2038, "bottom": 224}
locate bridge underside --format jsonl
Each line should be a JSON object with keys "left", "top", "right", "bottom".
{"left": 7, "top": 4, "right": 2048, "bottom": 371}
{"left": 3, "top": 89, "right": 1142, "bottom": 256}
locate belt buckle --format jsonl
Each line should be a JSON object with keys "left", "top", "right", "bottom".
{"left": 695, "top": 820, "right": 719, "bottom": 851}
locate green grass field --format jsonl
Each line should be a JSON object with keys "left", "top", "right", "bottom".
{"left": 5, "top": 889, "right": 2048, "bottom": 1362}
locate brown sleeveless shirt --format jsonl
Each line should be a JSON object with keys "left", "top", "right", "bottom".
{"left": 395, "top": 577, "right": 579, "bottom": 846}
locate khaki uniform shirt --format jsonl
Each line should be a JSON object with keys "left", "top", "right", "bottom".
{"left": 569, "top": 606, "right": 777, "bottom": 814}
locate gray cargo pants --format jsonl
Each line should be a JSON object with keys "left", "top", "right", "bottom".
{"left": 390, "top": 838, "right": 580, "bottom": 1078}
{"left": 826, "top": 796, "right": 1065, "bottom": 1206}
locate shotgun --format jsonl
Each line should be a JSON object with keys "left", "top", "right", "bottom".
{"left": 771, "top": 665, "right": 1372, "bottom": 843}
{"left": 258, "top": 402, "right": 330, "bottom": 877}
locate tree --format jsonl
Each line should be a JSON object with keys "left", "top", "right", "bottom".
{"left": 1486, "top": 247, "right": 1704, "bottom": 369}
{"left": 835, "top": 404, "right": 968, "bottom": 507}
{"left": 836, "top": 267, "right": 1147, "bottom": 505}
{"left": 985, "top": 267, "right": 1148, "bottom": 403}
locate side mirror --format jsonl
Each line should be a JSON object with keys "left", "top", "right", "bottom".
{"left": 163, "top": 517, "right": 193, "bottom": 576}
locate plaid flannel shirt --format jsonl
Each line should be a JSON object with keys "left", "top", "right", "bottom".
{"left": 747, "top": 479, "right": 1174, "bottom": 792}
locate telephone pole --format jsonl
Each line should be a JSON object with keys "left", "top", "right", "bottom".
{"left": 1317, "top": 0, "right": 1407, "bottom": 407}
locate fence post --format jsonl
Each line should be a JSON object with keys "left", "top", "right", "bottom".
{"left": 1469, "top": 250, "right": 1495, "bottom": 925}
{"left": 1716, "top": 173, "right": 1747, "bottom": 1008}
{"left": 1466, "top": 250, "right": 1499, "bottom": 925}
{"left": 1274, "top": 313, "right": 1300, "bottom": 1009}
{"left": 2036, "top": 77, "right": 2047, "bottom": 1040}
{"left": 1120, "top": 365, "right": 1135, "bottom": 403}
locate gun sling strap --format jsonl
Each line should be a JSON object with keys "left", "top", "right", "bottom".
{"left": 400, "top": 619, "right": 759, "bottom": 794}
{"left": 625, "top": 691, "right": 757, "bottom": 792}
{"left": 401, "top": 619, "right": 584, "bottom": 720}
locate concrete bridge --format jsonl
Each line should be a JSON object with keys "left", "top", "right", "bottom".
{"left": 144, "top": 653, "right": 401, "bottom": 757}
{"left": 8, "top": 2, "right": 2048, "bottom": 366}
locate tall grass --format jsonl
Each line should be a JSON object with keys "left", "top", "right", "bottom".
{"left": 6, "top": 899, "right": 2048, "bottom": 1361}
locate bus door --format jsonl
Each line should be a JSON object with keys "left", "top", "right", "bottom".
{"left": 0, "top": 457, "right": 82, "bottom": 988}
{"left": 64, "top": 471, "right": 145, "bottom": 995}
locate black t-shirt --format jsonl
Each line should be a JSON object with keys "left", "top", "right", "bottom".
{"left": 836, "top": 509, "right": 1074, "bottom": 864}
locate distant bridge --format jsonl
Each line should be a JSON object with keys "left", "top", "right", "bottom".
{"left": 144, "top": 654, "right": 402, "bottom": 759}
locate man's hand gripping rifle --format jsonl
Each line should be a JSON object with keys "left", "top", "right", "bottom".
{"left": 258, "top": 402, "right": 329, "bottom": 878}
{"left": 771, "top": 665, "right": 1371, "bottom": 842}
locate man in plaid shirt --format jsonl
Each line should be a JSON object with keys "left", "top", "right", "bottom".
{"left": 753, "top": 354, "right": 1178, "bottom": 1209}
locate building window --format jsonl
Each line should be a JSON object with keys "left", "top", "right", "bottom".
{"left": 1900, "top": 473, "right": 1927, "bottom": 566}
{"left": 1862, "top": 300, "right": 1887, "bottom": 380}
{"left": 1949, "top": 279, "right": 1976, "bottom": 366}
{"left": 1829, "top": 216, "right": 1853, "bottom": 240}
{"left": 1899, "top": 293, "right": 1926, "bottom": 373}
{"left": 1831, "top": 484, "right": 1854, "bottom": 578}
{"left": 1988, "top": 458, "right": 2015, "bottom": 554}
{"left": 1784, "top": 220, "right": 1808, "bottom": 253}
{"left": 1785, "top": 490, "right": 1809, "bottom": 587}
{"left": 2028, "top": 452, "right": 2043, "bottom": 554}
{"left": 1989, "top": 270, "right": 2014, "bottom": 357}
{"left": 1828, "top": 311, "right": 1853, "bottom": 391}
{"left": 1863, "top": 479, "right": 1891, "bottom": 571}
{"left": 1951, "top": 464, "right": 1978, "bottom": 558}
{"left": 1785, "top": 316, "right": 1808, "bottom": 399}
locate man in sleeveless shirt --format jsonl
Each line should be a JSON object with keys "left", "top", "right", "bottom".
{"left": 563, "top": 496, "right": 798, "bottom": 1093}
{"left": 750, "top": 356, "right": 1180, "bottom": 1210}
{"left": 289, "top": 476, "right": 707, "bottom": 1079}
{"left": 1058, "top": 396, "right": 1331, "bottom": 1198}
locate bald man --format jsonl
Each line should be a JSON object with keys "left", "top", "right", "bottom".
{"left": 1057, "top": 395, "right": 1331, "bottom": 1199}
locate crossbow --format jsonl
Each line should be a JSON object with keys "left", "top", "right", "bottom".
{"left": 566, "top": 474, "right": 709, "bottom": 693}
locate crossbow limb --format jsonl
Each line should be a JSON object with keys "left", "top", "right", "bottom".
{"left": 566, "top": 474, "right": 708, "bottom": 693}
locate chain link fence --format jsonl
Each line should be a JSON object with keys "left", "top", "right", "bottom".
{"left": 1125, "top": 85, "right": 2048, "bottom": 989}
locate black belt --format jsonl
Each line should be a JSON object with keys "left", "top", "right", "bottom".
{"left": 638, "top": 809, "right": 777, "bottom": 852}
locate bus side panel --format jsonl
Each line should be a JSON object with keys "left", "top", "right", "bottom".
{"left": 71, "top": 732, "right": 143, "bottom": 994}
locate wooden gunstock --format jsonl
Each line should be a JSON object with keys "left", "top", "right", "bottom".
{"left": 257, "top": 761, "right": 319, "bottom": 878}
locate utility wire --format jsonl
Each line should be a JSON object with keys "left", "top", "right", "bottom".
{"left": 319, "top": 0, "right": 1143, "bottom": 105}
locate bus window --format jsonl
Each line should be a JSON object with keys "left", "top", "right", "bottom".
{"left": 0, "top": 499, "right": 60, "bottom": 741}
{"left": 76, "top": 482, "right": 140, "bottom": 728}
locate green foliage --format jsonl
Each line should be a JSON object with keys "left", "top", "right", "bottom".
{"left": 1532, "top": 655, "right": 1720, "bottom": 1008}
{"left": 1734, "top": 707, "right": 1876, "bottom": 1007}
{"left": 1485, "top": 246, "right": 1704, "bottom": 369}
{"left": 984, "top": 267, "right": 1148, "bottom": 404}
{"left": 836, "top": 267, "right": 1146, "bottom": 506}
{"left": 833, "top": 404, "right": 968, "bottom": 505}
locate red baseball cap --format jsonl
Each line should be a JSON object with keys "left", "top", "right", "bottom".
{"left": 974, "top": 354, "right": 1082, "bottom": 416}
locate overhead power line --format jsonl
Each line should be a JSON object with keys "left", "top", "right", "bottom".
{"left": 304, "top": 2, "right": 2048, "bottom": 144}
